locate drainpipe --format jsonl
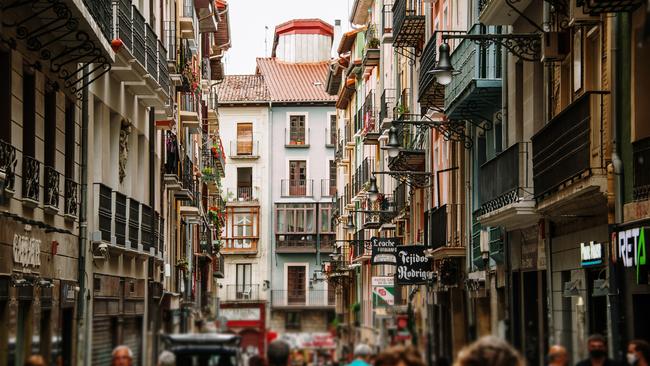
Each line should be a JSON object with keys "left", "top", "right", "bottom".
{"left": 148, "top": 107, "right": 156, "bottom": 362}
{"left": 77, "top": 66, "right": 90, "bottom": 366}
{"left": 267, "top": 100, "right": 273, "bottom": 354}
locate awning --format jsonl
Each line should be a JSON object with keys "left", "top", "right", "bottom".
{"left": 337, "top": 27, "right": 365, "bottom": 55}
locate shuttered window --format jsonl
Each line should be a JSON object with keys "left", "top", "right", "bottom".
{"left": 236, "top": 123, "right": 253, "bottom": 155}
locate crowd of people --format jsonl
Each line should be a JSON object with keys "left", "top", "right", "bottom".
{"left": 19, "top": 332, "right": 644, "bottom": 366}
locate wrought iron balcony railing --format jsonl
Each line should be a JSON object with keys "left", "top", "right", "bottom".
{"left": 394, "top": 182, "right": 408, "bottom": 215}
{"left": 0, "top": 139, "right": 17, "bottom": 192}
{"left": 226, "top": 187, "right": 256, "bottom": 202}
{"left": 115, "top": 0, "right": 132, "bottom": 51}
{"left": 633, "top": 137, "right": 650, "bottom": 201}
{"left": 429, "top": 205, "right": 447, "bottom": 250}
{"left": 128, "top": 199, "right": 140, "bottom": 246}
{"left": 64, "top": 179, "right": 78, "bottom": 217}
{"left": 321, "top": 179, "right": 336, "bottom": 197}
{"left": 380, "top": 88, "right": 396, "bottom": 123}
{"left": 281, "top": 179, "right": 314, "bottom": 197}
{"left": 22, "top": 155, "right": 40, "bottom": 203}
{"left": 44, "top": 166, "right": 60, "bottom": 209}
{"left": 164, "top": 20, "right": 177, "bottom": 64}
{"left": 382, "top": 2, "right": 394, "bottom": 36}
{"left": 221, "top": 284, "right": 261, "bottom": 302}
{"left": 353, "top": 157, "right": 374, "bottom": 195}
{"left": 145, "top": 24, "right": 158, "bottom": 77}
{"left": 115, "top": 192, "right": 127, "bottom": 245}
{"left": 180, "top": 92, "right": 198, "bottom": 113}
{"left": 83, "top": 0, "right": 113, "bottom": 41}
{"left": 164, "top": 135, "right": 181, "bottom": 178}
{"left": 285, "top": 128, "right": 310, "bottom": 147}
{"left": 271, "top": 290, "right": 335, "bottom": 308}
{"left": 141, "top": 204, "right": 153, "bottom": 251}
{"left": 182, "top": 156, "right": 195, "bottom": 196}
{"left": 132, "top": 5, "right": 146, "bottom": 67}
{"left": 392, "top": 0, "right": 425, "bottom": 52}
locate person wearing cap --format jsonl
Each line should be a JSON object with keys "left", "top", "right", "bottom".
{"left": 349, "top": 344, "right": 373, "bottom": 366}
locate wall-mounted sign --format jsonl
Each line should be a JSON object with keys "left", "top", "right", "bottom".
{"left": 580, "top": 241, "right": 603, "bottom": 267}
{"left": 371, "top": 237, "right": 400, "bottom": 265}
{"left": 371, "top": 276, "right": 394, "bottom": 287}
{"left": 220, "top": 307, "right": 261, "bottom": 321}
{"left": 395, "top": 245, "right": 434, "bottom": 285}
{"left": 616, "top": 227, "right": 648, "bottom": 284}
{"left": 372, "top": 285, "right": 394, "bottom": 308}
{"left": 13, "top": 234, "right": 41, "bottom": 268}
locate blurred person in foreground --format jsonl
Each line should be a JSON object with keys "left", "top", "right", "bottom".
{"left": 249, "top": 354, "right": 268, "bottom": 366}
{"left": 374, "top": 345, "right": 425, "bottom": 366}
{"left": 158, "top": 350, "right": 176, "bottom": 366}
{"left": 627, "top": 340, "right": 650, "bottom": 366}
{"left": 454, "top": 336, "right": 523, "bottom": 366}
{"left": 576, "top": 335, "right": 616, "bottom": 366}
{"left": 548, "top": 345, "right": 569, "bottom": 366}
{"left": 349, "top": 344, "right": 374, "bottom": 366}
{"left": 24, "top": 355, "right": 45, "bottom": 366}
{"left": 112, "top": 345, "right": 133, "bottom": 366}
{"left": 268, "top": 340, "right": 291, "bottom": 366}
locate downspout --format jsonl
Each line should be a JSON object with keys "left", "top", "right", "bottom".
{"left": 267, "top": 100, "right": 273, "bottom": 354}
{"left": 77, "top": 66, "right": 90, "bottom": 366}
{"left": 148, "top": 107, "right": 156, "bottom": 361}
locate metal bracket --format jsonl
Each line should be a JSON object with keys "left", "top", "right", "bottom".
{"left": 443, "top": 32, "right": 541, "bottom": 62}
{"left": 393, "top": 114, "right": 474, "bottom": 149}
{"left": 373, "top": 171, "right": 435, "bottom": 189}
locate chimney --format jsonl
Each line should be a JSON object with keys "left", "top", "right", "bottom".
{"left": 331, "top": 19, "right": 342, "bottom": 58}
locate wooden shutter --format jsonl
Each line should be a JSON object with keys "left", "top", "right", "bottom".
{"left": 287, "top": 266, "right": 306, "bottom": 304}
{"left": 237, "top": 123, "right": 253, "bottom": 155}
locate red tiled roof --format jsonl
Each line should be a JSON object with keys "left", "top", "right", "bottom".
{"left": 216, "top": 75, "right": 270, "bottom": 103}
{"left": 256, "top": 58, "right": 337, "bottom": 103}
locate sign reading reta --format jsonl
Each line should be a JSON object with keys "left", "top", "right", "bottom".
{"left": 616, "top": 227, "right": 648, "bottom": 284}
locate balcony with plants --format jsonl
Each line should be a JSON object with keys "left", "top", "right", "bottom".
{"left": 360, "top": 91, "right": 381, "bottom": 145}
{"left": 362, "top": 25, "right": 381, "bottom": 74}
{"left": 387, "top": 122, "right": 427, "bottom": 172}
{"left": 179, "top": 92, "right": 200, "bottom": 129}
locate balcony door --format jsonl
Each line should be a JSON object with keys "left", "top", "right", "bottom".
{"left": 287, "top": 266, "right": 306, "bottom": 305}
{"left": 289, "top": 115, "right": 306, "bottom": 144}
{"left": 289, "top": 160, "right": 307, "bottom": 196}
{"left": 329, "top": 160, "right": 337, "bottom": 196}
{"left": 236, "top": 263, "right": 252, "bottom": 299}
{"left": 237, "top": 123, "right": 253, "bottom": 155}
{"left": 234, "top": 212, "right": 253, "bottom": 248}
{"left": 237, "top": 167, "right": 252, "bottom": 200}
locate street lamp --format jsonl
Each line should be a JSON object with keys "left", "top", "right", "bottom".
{"left": 345, "top": 214, "right": 356, "bottom": 232}
{"left": 427, "top": 42, "right": 459, "bottom": 86}
{"left": 382, "top": 126, "right": 401, "bottom": 158}
{"left": 367, "top": 176, "right": 379, "bottom": 202}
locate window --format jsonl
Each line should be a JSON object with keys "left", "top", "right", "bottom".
{"left": 234, "top": 213, "right": 253, "bottom": 248}
{"left": 224, "top": 206, "right": 260, "bottom": 250}
{"left": 236, "top": 167, "right": 252, "bottom": 200}
{"left": 289, "top": 160, "right": 307, "bottom": 195}
{"left": 236, "top": 123, "right": 253, "bottom": 155}
{"left": 285, "top": 312, "right": 301, "bottom": 330}
{"left": 44, "top": 82, "right": 56, "bottom": 168}
{"left": 236, "top": 263, "right": 252, "bottom": 299}
{"left": 289, "top": 115, "right": 306, "bottom": 145}
{"left": 287, "top": 266, "right": 306, "bottom": 304}
{"left": 65, "top": 99, "right": 76, "bottom": 179}
{"left": 329, "top": 160, "right": 337, "bottom": 196}
{"left": 275, "top": 204, "right": 317, "bottom": 234}
{"left": 328, "top": 114, "right": 336, "bottom": 146}
{"left": 320, "top": 203, "right": 334, "bottom": 233}
{"left": 0, "top": 50, "right": 11, "bottom": 143}
{"left": 572, "top": 28, "right": 583, "bottom": 93}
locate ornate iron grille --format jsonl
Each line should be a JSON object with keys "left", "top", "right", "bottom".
{"left": 22, "top": 155, "right": 40, "bottom": 202}
{"left": 44, "top": 166, "right": 60, "bottom": 208}
{"left": 0, "top": 139, "right": 17, "bottom": 192}
{"left": 64, "top": 178, "right": 78, "bottom": 217}
{"left": 132, "top": 5, "right": 146, "bottom": 67}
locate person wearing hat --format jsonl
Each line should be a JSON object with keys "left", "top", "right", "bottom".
{"left": 349, "top": 344, "right": 374, "bottom": 366}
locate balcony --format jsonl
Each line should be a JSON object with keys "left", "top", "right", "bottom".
{"left": 381, "top": 1, "right": 394, "bottom": 43}
{"left": 174, "top": 156, "right": 195, "bottom": 201}
{"left": 285, "top": 128, "right": 311, "bottom": 147}
{"left": 426, "top": 205, "right": 463, "bottom": 260}
{"left": 419, "top": 33, "right": 447, "bottom": 111}
{"left": 221, "top": 238, "right": 258, "bottom": 255}
{"left": 195, "top": 0, "right": 218, "bottom": 33}
{"left": 64, "top": 179, "right": 79, "bottom": 219}
{"left": 353, "top": 157, "right": 374, "bottom": 198}
{"left": 444, "top": 24, "right": 502, "bottom": 121}
{"left": 179, "top": 92, "right": 199, "bottom": 130}
{"left": 394, "top": 182, "right": 409, "bottom": 217}
{"left": 477, "top": 142, "right": 538, "bottom": 229}
{"left": 226, "top": 187, "right": 257, "bottom": 203}
{"left": 321, "top": 179, "right": 336, "bottom": 198}
{"left": 164, "top": 135, "right": 182, "bottom": 191}
{"left": 0, "top": 139, "right": 17, "bottom": 195}
{"left": 164, "top": 21, "right": 178, "bottom": 73}
{"left": 213, "top": 253, "right": 225, "bottom": 279}
{"left": 429, "top": 205, "right": 447, "bottom": 250}
{"left": 345, "top": 120, "right": 354, "bottom": 147}
{"left": 179, "top": 0, "right": 196, "bottom": 39}
{"left": 633, "top": 137, "right": 650, "bottom": 201}
{"left": 271, "top": 290, "right": 335, "bottom": 309}
{"left": 479, "top": 0, "right": 533, "bottom": 26}
{"left": 362, "top": 26, "right": 381, "bottom": 75}
{"left": 221, "top": 284, "right": 262, "bottom": 302}
{"left": 363, "top": 194, "right": 397, "bottom": 229}
{"left": 276, "top": 234, "right": 335, "bottom": 254}
{"left": 44, "top": 166, "right": 61, "bottom": 214}
{"left": 380, "top": 88, "right": 396, "bottom": 129}
{"left": 532, "top": 92, "right": 608, "bottom": 209}
{"left": 22, "top": 155, "right": 40, "bottom": 207}
{"left": 392, "top": 0, "right": 425, "bottom": 55}
{"left": 388, "top": 123, "right": 426, "bottom": 172}
{"left": 281, "top": 179, "right": 314, "bottom": 197}
{"left": 230, "top": 140, "right": 260, "bottom": 159}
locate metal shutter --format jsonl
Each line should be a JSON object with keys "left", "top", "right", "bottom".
{"left": 122, "top": 317, "right": 142, "bottom": 366}
{"left": 92, "top": 317, "right": 113, "bottom": 366}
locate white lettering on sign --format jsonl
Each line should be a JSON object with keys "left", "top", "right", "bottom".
{"left": 618, "top": 228, "right": 640, "bottom": 268}
{"left": 580, "top": 241, "right": 602, "bottom": 266}
{"left": 398, "top": 250, "right": 429, "bottom": 266}
{"left": 13, "top": 234, "right": 41, "bottom": 268}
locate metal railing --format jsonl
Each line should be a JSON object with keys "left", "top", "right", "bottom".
{"left": 382, "top": 2, "right": 394, "bottom": 35}
{"left": 182, "top": 156, "right": 194, "bottom": 195}
{"left": 44, "top": 166, "right": 60, "bottom": 208}
{"left": 158, "top": 40, "right": 169, "bottom": 95}
{"left": 0, "top": 139, "right": 17, "bottom": 192}
{"left": 394, "top": 182, "right": 408, "bottom": 215}
{"left": 429, "top": 205, "right": 447, "bottom": 250}
{"left": 281, "top": 179, "right": 314, "bottom": 197}
{"left": 64, "top": 179, "right": 78, "bottom": 217}
{"left": 271, "top": 290, "right": 335, "bottom": 307}
{"left": 276, "top": 234, "right": 317, "bottom": 251}
{"left": 83, "top": 0, "right": 113, "bottom": 41}
{"left": 633, "top": 137, "right": 650, "bottom": 201}
{"left": 180, "top": 92, "right": 197, "bottom": 113}
{"left": 321, "top": 179, "right": 336, "bottom": 197}
{"left": 183, "top": 0, "right": 194, "bottom": 18}
{"left": 226, "top": 187, "right": 255, "bottom": 201}
{"left": 230, "top": 140, "right": 259, "bottom": 157}
{"left": 335, "top": 139, "right": 344, "bottom": 161}
{"left": 344, "top": 183, "right": 351, "bottom": 206}
{"left": 478, "top": 142, "right": 531, "bottom": 216}
{"left": 128, "top": 199, "right": 140, "bottom": 245}
{"left": 115, "top": 0, "right": 132, "bottom": 51}
{"left": 222, "top": 284, "right": 261, "bottom": 301}
{"left": 145, "top": 23, "right": 158, "bottom": 78}
{"left": 222, "top": 238, "right": 258, "bottom": 253}
{"left": 98, "top": 184, "right": 113, "bottom": 242}
{"left": 285, "top": 128, "right": 310, "bottom": 146}
{"left": 22, "top": 155, "right": 40, "bottom": 202}
{"left": 164, "top": 134, "right": 181, "bottom": 177}
{"left": 114, "top": 192, "right": 127, "bottom": 246}
{"left": 353, "top": 157, "right": 374, "bottom": 195}
{"left": 131, "top": 5, "right": 146, "bottom": 67}
{"left": 164, "top": 21, "right": 176, "bottom": 63}
{"left": 532, "top": 92, "right": 606, "bottom": 198}
{"left": 380, "top": 88, "right": 396, "bottom": 122}
{"left": 141, "top": 204, "right": 153, "bottom": 250}
{"left": 392, "top": 0, "right": 423, "bottom": 41}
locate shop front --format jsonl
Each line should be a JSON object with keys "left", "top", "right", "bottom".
{"left": 220, "top": 303, "right": 266, "bottom": 356}
{"left": 0, "top": 216, "right": 79, "bottom": 366}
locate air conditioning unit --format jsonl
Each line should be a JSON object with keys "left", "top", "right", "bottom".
{"left": 569, "top": 0, "right": 599, "bottom": 26}
{"left": 542, "top": 32, "right": 570, "bottom": 62}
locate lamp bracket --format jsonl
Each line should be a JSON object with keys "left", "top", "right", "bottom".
{"left": 392, "top": 114, "right": 474, "bottom": 149}
{"left": 373, "top": 171, "right": 435, "bottom": 189}
{"left": 442, "top": 33, "right": 541, "bottom": 62}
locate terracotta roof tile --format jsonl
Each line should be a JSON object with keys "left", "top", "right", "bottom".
{"left": 216, "top": 75, "right": 270, "bottom": 103}
{"left": 256, "top": 58, "right": 337, "bottom": 103}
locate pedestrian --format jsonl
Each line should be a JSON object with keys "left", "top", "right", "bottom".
{"left": 112, "top": 345, "right": 133, "bottom": 366}
{"left": 374, "top": 345, "right": 425, "bottom": 366}
{"left": 158, "top": 350, "right": 176, "bottom": 366}
{"left": 548, "top": 345, "right": 569, "bottom": 366}
{"left": 24, "top": 355, "right": 45, "bottom": 366}
{"left": 348, "top": 344, "right": 373, "bottom": 366}
{"left": 250, "top": 354, "right": 268, "bottom": 366}
{"left": 453, "top": 336, "right": 523, "bottom": 366}
{"left": 268, "top": 340, "right": 291, "bottom": 366}
{"left": 627, "top": 340, "right": 650, "bottom": 366}
{"left": 576, "top": 335, "right": 616, "bottom": 366}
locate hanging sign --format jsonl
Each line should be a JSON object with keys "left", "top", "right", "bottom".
{"left": 13, "top": 234, "right": 41, "bottom": 268}
{"left": 580, "top": 241, "right": 603, "bottom": 267}
{"left": 395, "top": 245, "right": 434, "bottom": 285}
{"left": 372, "top": 286, "right": 395, "bottom": 307}
{"left": 371, "top": 237, "right": 400, "bottom": 265}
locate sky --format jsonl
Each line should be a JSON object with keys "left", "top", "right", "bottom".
{"left": 223, "top": 0, "right": 352, "bottom": 75}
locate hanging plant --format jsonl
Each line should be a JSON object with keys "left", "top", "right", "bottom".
{"left": 176, "top": 258, "right": 189, "bottom": 271}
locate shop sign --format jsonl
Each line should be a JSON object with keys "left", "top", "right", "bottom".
{"left": 616, "top": 227, "right": 648, "bottom": 284}
{"left": 371, "top": 237, "right": 400, "bottom": 265}
{"left": 395, "top": 245, "right": 434, "bottom": 285}
{"left": 371, "top": 276, "right": 394, "bottom": 286}
{"left": 580, "top": 241, "right": 603, "bottom": 267}
{"left": 372, "top": 286, "right": 394, "bottom": 307}
{"left": 278, "top": 332, "right": 335, "bottom": 349}
{"left": 13, "top": 234, "right": 41, "bottom": 268}
{"left": 220, "top": 307, "right": 261, "bottom": 321}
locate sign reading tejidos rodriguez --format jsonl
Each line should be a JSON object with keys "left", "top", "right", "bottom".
{"left": 371, "top": 237, "right": 400, "bottom": 265}
{"left": 395, "top": 245, "right": 434, "bottom": 285}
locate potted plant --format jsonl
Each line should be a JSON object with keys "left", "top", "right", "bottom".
{"left": 176, "top": 258, "right": 189, "bottom": 271}
{"left": 367, "top": 37, "right": 380, "bottom": 50}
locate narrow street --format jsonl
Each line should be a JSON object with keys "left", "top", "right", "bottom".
{"left": 0, "top": 0, "right": 648, "bottom": 365}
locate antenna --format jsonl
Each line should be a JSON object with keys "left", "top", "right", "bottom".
{"left": 264, "top": 25, "right": 269, "bottom": 57}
